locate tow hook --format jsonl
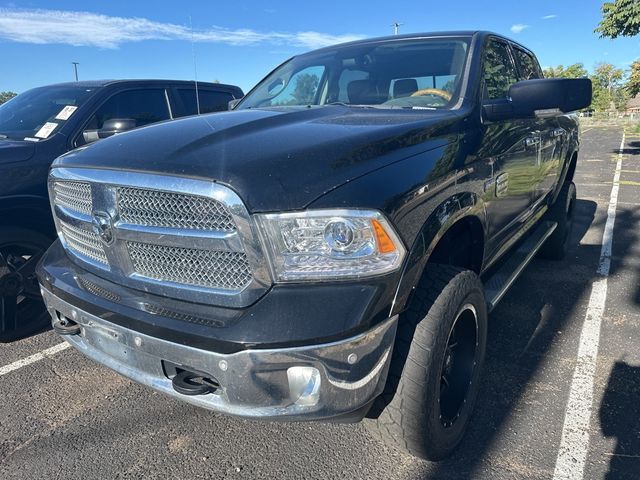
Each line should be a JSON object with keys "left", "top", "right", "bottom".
{"left": 52, "top": 311, "right": 81, "bottom": 336}
{"left": 172, "top": 369, "right": 219, "bottom": 396}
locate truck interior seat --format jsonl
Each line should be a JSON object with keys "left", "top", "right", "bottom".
{"left": 393, "top": 78, "right": 419, "bottom": 98}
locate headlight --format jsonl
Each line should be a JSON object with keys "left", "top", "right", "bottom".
{"left": 255, "top": 209, "right": 406, "bottom": 281}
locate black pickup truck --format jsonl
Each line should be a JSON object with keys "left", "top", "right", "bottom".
{"left": 0, "top": 79, "right": 243, "bottom": 341}
{"left": 34, "top": 31, "right": 591, "bottom": 460}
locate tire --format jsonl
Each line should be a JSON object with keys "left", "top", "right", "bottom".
{"left": 538, "top": 182, "right": 576, "bottom": 261}
{"left": 0, "top": 226, "right": 54, "bottom": 342}
{"left": 366, "top": 264, "right": 487, "bottom": 460}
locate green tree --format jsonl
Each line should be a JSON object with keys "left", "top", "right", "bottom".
{"left": 595, "top": 0, "right": 640, "bottom": 39}
{"left": 543, "top": 63, "right": 589, "bottom": 79}
{"left": 590, "top": 62, "right": 625, "bottom": 111}
{"left": 0, "top": 91, "right": 17, "bottom": 105}
{"left": 291, "top": 73, "right": 319, "bottom": 105}
{"left": 627, "top": 59, "right": 640, "bottom": 97}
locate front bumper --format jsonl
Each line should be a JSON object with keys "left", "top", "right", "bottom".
{"left": 41, "top": 287, "right": 397, "bottom": 421}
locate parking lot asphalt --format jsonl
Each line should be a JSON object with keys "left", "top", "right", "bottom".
{"left": 1, "top": 126, "right": 638, "bottom": 480}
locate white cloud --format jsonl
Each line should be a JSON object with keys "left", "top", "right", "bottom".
{"left": 510, "top": 24, "right": 529, "bottom": 34}
{"left": 0, "top": 8, "right": 364, "bottom": 49}
{"left": 541, "top": 14, "right": 557, "bottom": 20}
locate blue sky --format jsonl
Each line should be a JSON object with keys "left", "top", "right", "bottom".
{"left": 1, "top": 1, "right": 638, "bottom": 94}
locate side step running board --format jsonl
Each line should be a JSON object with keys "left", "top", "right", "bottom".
{"left": 484, "top": 221, "right": 557, "bottom": 312}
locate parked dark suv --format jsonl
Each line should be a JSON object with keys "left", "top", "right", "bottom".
{"left": 0, "top": 79, "right": 243, "bottom": 341}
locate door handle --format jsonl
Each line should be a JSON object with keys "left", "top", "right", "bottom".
{"left": 552, "top": 128, "right": 566, "bottom": 138}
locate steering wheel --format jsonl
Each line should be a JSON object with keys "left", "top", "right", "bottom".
{"left": 410, "top": 88, "right": 452, "bottom": 102}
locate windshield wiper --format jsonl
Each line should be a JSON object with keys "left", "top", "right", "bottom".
{"left": 325, "top": 102, "right": 376, "bottom": 109}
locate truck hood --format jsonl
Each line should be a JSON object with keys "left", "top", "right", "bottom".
{"left": 53, "top": 106, "right": 460, "bottom": 211}
{"left": 0, "top": 139, "right": 36, "bottom": 163}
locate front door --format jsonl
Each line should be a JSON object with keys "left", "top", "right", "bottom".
{"left": 478, "top": 38, "right": 540, "bottom": 252}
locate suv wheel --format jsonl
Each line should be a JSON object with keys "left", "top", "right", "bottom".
{"left": 0, "top": 227, "right": 53, "bottom": 342}
{"left": 366, "top": 264, "right": 487, "bottom": 460}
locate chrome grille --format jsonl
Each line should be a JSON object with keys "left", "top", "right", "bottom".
{"left": 127, "top": 242, "right": 252, "bottom": 290}
{"left": 53, "top": 181, "right": 93, "bottom": 215}
{"left": 49, "top": 168, "right": 270, "bottom": 308}
{"left": 117, "top": 187, "right": 236, "bottom": 231}
{"left": 59, "top": 221, "right": 108, "bottom": 265}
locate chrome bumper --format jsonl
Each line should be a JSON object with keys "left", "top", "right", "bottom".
{"left": 41, "top": 287, "right": 397, "bottom": 421}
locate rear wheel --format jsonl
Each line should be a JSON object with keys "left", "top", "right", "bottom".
{"left": 538, "top": 182, "right": 576, "bottom": 261}
{"left": 366, "top": 265, "right": 487, "bottom": 460}
{"left": 0, "top": 227, "right": 53, "bottom": 342}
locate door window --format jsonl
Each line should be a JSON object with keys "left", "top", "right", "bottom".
{"left": 513, "top": 48, "right": 542, "bottom": 80}
{"left": 77, "top": 89, "right": 170, "bottom": 145}
{"left": 176, "top": 89, "right": 235, "bottom": 115}
{"left": 483, "top": 40, "right": 518, "bottom": 99}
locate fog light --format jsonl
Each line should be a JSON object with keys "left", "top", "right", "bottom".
{"left": 287, "top": 366, "right": 321, "bottom": 406}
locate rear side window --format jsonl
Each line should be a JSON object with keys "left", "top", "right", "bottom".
{"left": 513, "top": 48, "right": 542, "bottom": 80}
{"left": 176, "top": 88, "right": 235, "bottom": 115}
{"left": 483, "top": 40, "right": 518, "bottom": 100}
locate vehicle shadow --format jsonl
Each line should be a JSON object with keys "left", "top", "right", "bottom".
{"left": 421, "top": 198, "right": 601, "bottom": 479}
{"left": 615, "top": 140, "right": 640, "bottom": 156}
{"left": 599, "top": 361, "right": 640, "bottom": 480}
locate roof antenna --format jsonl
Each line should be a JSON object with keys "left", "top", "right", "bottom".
{"left": 189, "top": 15, "right": 201, "bottom": 115}
{"left": 391, "top": 21, "right": 403, "bottom": 35}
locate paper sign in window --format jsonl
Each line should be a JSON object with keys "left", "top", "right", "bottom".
{"left": 55, "top": 105, "right": 78, "bottom": 121}
{"left": 34, "top": 122, "right": 58, "bottom": 139}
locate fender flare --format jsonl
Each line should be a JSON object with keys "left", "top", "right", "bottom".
{"left": 390, "top": 191, "right": 486, "bottom": 316}
{"left": 0, "top": 194, "right": 55, "bottom": 231}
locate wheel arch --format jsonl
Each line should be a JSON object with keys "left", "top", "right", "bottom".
{"left": 390, "top": 192, "right": 486, "bottom": 317}
{"left": 0, "top": 194, "right": 56, "bottom": 236}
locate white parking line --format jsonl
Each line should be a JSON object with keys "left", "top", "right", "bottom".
{"left": 552, "top": 133, "right": 625, "bottom": 480}
{"left": 0, "top": 342, "right": 70, "bottom": 377}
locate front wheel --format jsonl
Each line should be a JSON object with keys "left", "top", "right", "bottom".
{"left": 366, "top": 265, "right": 487, "bottom": 460}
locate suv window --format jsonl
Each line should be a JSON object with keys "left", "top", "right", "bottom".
{"left": 513, "top": 48, "right": 542, "bottom": 80}
{"left": 77, "top": 89, "right": 170, "bottom": 146}
{"left": 483, "top": 40, "right": 518, "bottom": 100}
{"left": 176, "top": 88, "right": 235, "bottom": 115}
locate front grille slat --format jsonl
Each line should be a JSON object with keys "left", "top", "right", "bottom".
{"left": 53, "top": 181, "right": 93, "bottom": 215}
{"left": 117, "top": 187, "right": 236, "bottom": 232}
{"left": 127, "top": 242, "right": 252, "bottom": 290}
{"left": 59, "top": 221, "right": 108, "bottom": 265}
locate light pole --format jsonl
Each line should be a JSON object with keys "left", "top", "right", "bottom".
{"left": 391, "top": 22, "right": 403, "bottom": 35}
{"left": 72, "top": 62, "right": 79, "bottom": 82}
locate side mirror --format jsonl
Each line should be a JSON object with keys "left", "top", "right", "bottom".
{"left": 97, "top": 118, "right": 137, "bottom": 139}
{"left": 483, "top": 78, "right": 592, "bottom": 121}
{"left": 228, "top": 98, "right": 242, "bottom": 110}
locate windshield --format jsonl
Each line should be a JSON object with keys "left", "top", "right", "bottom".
{"left": 238, "top": 38, "right": 469, "bottom": 110}
{"left": 0, "top": 86, "right": 98, "bottom": 141}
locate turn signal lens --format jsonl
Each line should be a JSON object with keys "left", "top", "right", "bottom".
{"left": 372, "top": 219, "right": 397, "bottom": 254}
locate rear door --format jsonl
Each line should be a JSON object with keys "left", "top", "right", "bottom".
{"left": 479, "top": 38, "right": 540, "bottom": 250}
{"left": 512, "top": 46, "right": 562, "bottom": 205}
